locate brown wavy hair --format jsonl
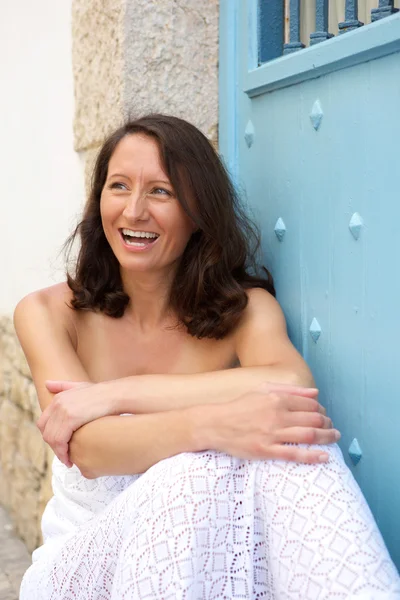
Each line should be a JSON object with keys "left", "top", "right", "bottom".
{"left": 64, "top": 114, "right": 275, "bottom": 339}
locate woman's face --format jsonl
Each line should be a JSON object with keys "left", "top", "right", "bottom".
{"left": 100, "top": 134, "right": 196, "bottom": 276}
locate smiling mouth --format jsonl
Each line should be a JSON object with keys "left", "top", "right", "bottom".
{"left": 119, "top": 229, "right": 160, "bottom": 248}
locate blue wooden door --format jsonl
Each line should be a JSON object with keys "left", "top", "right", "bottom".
{"left": 219, "top": 0, "right": 400, "bottom": 569}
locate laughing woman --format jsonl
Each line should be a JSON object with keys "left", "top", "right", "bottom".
{"left": 15, "top": 115, "right": 399, "bottom": 599}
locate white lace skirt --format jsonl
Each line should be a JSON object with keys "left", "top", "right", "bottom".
{"left": 20, "top": 444, "right": 400, "bottom": 599}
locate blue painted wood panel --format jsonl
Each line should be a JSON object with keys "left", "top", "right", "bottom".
{"left": 220, "top": 2, "right": 400, "bottom": 568}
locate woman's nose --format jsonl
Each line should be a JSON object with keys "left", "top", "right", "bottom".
{"left": 122, "top": 192, "right": 149, "bottom": 220}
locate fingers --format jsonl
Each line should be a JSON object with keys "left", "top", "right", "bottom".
{"left": 257, "top": 382, "right": 319, "bottom": 398}
{"left": 285, "top": 394, "right": 327, "bottom": 415}
{"left": 251, "top": 388, "right": 327, "bottom": 416}
{"left": 42, "top": 423, "right": 73, "bottom": 467}
{"left": 36, "top": 414, "right": 47, "bottom": 433}
{"left": 45, "top": 381, "right": 64, "bottom": 393}
{"left": 53, "top": 442, "right": 72, "bottom": 468}
{"left": 275, "top": 426, "right": 340, "bottom": 446}
{"left": 42, "top": 434, "right": 71, "bottom": 467}
{"left": 268, "top": 444, "right": 331, "bottom": 464}
{"left": 56, "top": 445, "right": 73, "bottom": 468}
{"left": 284, "top": 411, "right": 333, "bottom": 430}
{"left": 45, "top": 380, "right": 82, "bottom": 393}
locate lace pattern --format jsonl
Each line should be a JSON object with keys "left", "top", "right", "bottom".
{"left": 20, "top": 444, "right": 400, "bottom": 599}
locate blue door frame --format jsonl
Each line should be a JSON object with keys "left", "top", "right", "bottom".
{"left": 219, "top": 0, "right": 400, "bottom": 568}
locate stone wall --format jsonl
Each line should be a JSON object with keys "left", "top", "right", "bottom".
{"left": 123, "top": 0, "right": 219, "bottom": 144}
{"left": 72, "top": 0, "right": 219, "bottom": 156}
{"left": 0, "top": 0, "right": 219, "bottom": 552}
{"left": 0, "top": 316, "right": 54, "bottom": 553}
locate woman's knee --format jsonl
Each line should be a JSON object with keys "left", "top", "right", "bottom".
{"left": 133, "top": 451, "right": 248, "bottom": 513}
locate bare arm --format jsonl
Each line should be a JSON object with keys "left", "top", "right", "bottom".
{"left": 67, "top": 290, "right": 326, "bottom": 477}
{"left": 13, "top": 291, "right": 92, "bottom": 414}
{"left": 101, "top": 367, "right": 313, "bottom": 415}
{"left": 115, "top": 288, "right": 315, "bottom": 413}
{"left": 70, "top": 410, "right": 204, "bottom": 476}
{"left": 16, "top": 287, "right": 331, "bottom": 478}
{"left": 13, "top": 289, "right": 212, "bottom": 476}
{"left": 74, "top": 288, "right": 315, "bottom": 416}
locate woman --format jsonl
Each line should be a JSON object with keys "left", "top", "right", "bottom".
{"left": 15, "top": 114, "right": 399, "bottom": 598}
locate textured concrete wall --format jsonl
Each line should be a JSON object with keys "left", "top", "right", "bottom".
{"left": 0, "top": 317, "right": 54, "bottom": 552}
{"left": 73, "top": 0, "right": 219, "bottom": 156}
{"left": 124, "top": 0, "right": 219, "bottom": 144}
{"left": 72, "top": 0, "right": 125, "bottom": 151}
{"left": 1, "top": 0, "right": 219, "bottom": 552}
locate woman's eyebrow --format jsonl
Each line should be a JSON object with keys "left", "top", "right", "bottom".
{"left": 148, "top": 179, "right": 172, "bottom": 185}
{"left": 108, "top": 172, "right": 131, "bottom": 179}
{"left": 107, "top": 173, "right": 171, "bottom": 186}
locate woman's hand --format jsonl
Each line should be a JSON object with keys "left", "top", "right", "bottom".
{"left": 36, "top": 380, "right": 116, "bottom": 467}
{"left": 197, "top": 384, "right": 340, "bottom": 464}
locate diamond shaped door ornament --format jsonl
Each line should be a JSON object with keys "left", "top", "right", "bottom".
{"left": 244, "top": 120, "right": 255, "bottom": 148}
{"left": 310, "top": 99, "right": 324, "bottom": 131}
{"left": 349, "top": 212, "right": 363, "bottom": 240}
{"left": 309, "top": 318, "right": 321, "bottom": 342}
{"left": 348, "top": 438, "right": 362, "bottom": 465}
{"left": 274, "top": 218, "right": 286, "bottom": 241}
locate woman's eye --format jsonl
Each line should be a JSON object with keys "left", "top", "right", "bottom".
{"left": 109, "top": 182, "right": 127, "bottom": 190}
{"left": 151, "top": 187, "right": 171, "bottom": 196}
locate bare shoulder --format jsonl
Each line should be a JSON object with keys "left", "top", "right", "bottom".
{"left": 14, "top": 281, "right": 72, "bottom": 309}
{"left": 13, "top": 282, "right": 90, "bottom": 412}
{"left": 14, "top": 282, "right": 77, "bottom": 348}
{"left": 238, "top": 287, "right": 287, "bottom": 333}
{"left": 245, "top": 287, "right": 282, "bottom": 311}
{"left": 233, "top": 287, "right": 313, "bottom": 381}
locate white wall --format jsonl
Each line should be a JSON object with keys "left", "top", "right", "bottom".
{"left": 0, "top": 0, "right": 85, "bottom": 314}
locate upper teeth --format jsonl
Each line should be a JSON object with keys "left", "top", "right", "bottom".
{"left": 122, "top": 229, "right": 158, "bottom": 239}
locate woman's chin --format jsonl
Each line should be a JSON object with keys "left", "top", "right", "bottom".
{"left": 118, "top": 256, "right": 180, "bottom": 278}
{"left": 119, "top": 259, "right": 155, "bottom": 272}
